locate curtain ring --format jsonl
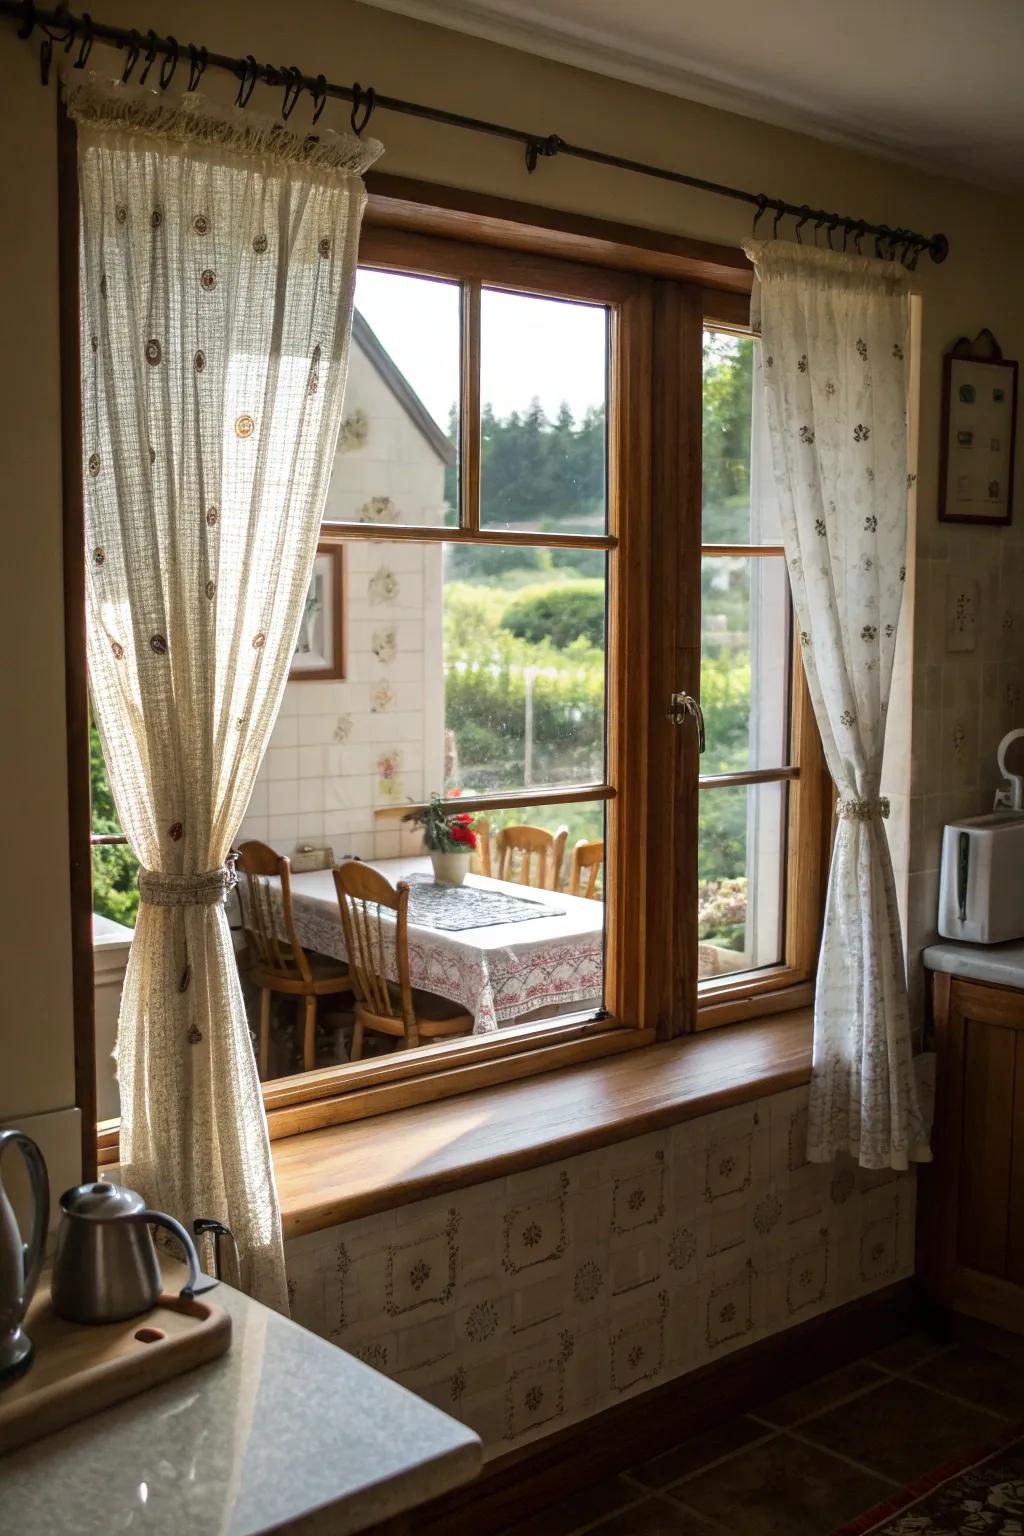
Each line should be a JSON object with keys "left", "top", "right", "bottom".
{"left": 350, "top": 83, "right": 376, "bottom": 136}
{"left": 311, "top": 73, "right": 328, "bottom": 125}
{"left": 186, "top": 43, "right": 207, "bottom": 93}
{"left": 794, "top": 205, "right": 811, "bottom": 244}
{"left": 235, "top": 54, "right": 258, "bottom": 109}
{"left": 281, "top": 65, "right": 304, "bottom": 121}
{"left": 73, "top": 11, "right": 93, "bottom": 70}
{"left": 121, "top": 28, "right": 141, "bottom": 83}
{"left": 158, "top": 36, "right": 179, "bottom": 91}
{"left": 138, "top": 29, "right": 160, "bottom": 85}
{"left": 751, "top": 194, "right": 769, "bottom": 236}
{"left": 16, "top": 0, "right": 35, "bottom": 41}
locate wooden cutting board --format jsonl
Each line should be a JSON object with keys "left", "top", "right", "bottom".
{"left": 0, "top": 1278, "right": 231, "bottom": 1456}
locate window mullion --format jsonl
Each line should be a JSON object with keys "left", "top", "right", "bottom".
{"left": 462, "top": 277, "right": 482, "bottom": 532}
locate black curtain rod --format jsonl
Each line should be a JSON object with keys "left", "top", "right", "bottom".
{"left": 1, "top": 0, "right": 949, "bottom": 266}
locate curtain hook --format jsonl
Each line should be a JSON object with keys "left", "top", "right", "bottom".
{"left": 73, "top": 11, "right": 93, "bottom": 70}
{"left": 311, "top": 73, "right": 328, "bottom": 125}
{"left": 281, "top": 65, "right": 304, "bottom": 121}
{"left": 794, "top": 205, "right": 811, "bottom": 244}
{"left": 138, "top": 29, "right": 160, "bottom": 85}
{"left": 772, "top": 202, "right": 785, "bottom": 239}
{"left": 350, "top": 83, "right": 377, "bottom": 136}
{"left": 158, "top": 36, "right": 179, "bottom": 92}
{"left": 16, "top": 0, "right": 35, "bottom": 41}
{"left": 121, "top": 27, "right": 141, "bottom": 83}
{"left": 751, "top": 194, "right": 769, "bottom": 236}
{"left": 186, "top": 43, "right": 207, "bottom": 93}
{"left": 235, "top": 54, "right": 258, "bottom": 109}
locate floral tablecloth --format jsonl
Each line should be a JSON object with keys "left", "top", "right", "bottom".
{"left": 270, "top": 857, "right": 603, "bottom": 1033}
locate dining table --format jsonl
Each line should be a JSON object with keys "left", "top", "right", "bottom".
{"left": 270, "top": 855, "right": 604, "bottom": 1033}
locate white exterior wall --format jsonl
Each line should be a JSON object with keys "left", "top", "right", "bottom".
{"left": 235, "top": 332, "right": 449, "bottom": 862}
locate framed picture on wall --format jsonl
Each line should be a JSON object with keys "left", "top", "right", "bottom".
{"left": 939, "top": 330, "right": 1017, "bottom": 527}
{"left": 290, "top": 543, "right": 346, "bottom": 680}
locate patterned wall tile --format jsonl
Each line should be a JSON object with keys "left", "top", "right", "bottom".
{"left": 284, "top": 1084, "right": 918, "bottom": 1460}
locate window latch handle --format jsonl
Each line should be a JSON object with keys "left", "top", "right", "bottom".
{"left": 667, "top": 691, "right": 706, "bottom": 753}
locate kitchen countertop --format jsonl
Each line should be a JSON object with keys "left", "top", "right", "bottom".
{"left": 923, "top": 938, "right": 1024, "bottom": 989}
{"left": 0, "top": 1278, "right": 481, "bottom": 1535}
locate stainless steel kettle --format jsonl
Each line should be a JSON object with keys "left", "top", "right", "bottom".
{"left": 51, "top": 1181, "right": 202, "bottom": 1325}
{"left": 0, "top": 1129, "right": 49, "bottom": 1381}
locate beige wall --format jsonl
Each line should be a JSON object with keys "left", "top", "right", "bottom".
{"left": 3, "top": 0, "right": 1023, "bottom": 1136}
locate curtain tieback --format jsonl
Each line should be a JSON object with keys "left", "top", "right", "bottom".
{"left": 836, "top": 796, "right": 890, "bottom": 822}
{"left": 139, "top": 866, "right": 236, "bottom": 907}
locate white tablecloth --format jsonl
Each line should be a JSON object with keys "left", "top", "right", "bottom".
{"left": 272, "top": 857, "right": 604, "bottom": 1033}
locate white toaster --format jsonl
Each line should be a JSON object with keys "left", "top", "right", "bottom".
{"left": 938, "top": 812, "right": 1024, "bottom": 944}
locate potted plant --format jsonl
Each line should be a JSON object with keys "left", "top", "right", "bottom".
{"left": 404, "top": 795, "right": 478, "bottom": 885}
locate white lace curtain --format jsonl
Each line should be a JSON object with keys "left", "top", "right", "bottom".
{"left": 744, "top": 239, "right": 930, "bottom": 1172}
{"left": 73, "top": 81, "right": 381, "bottom": 1306}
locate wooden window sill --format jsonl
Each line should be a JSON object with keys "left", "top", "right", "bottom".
{"left": 274, "top": 1007, "right": 813, "bottom": 1239}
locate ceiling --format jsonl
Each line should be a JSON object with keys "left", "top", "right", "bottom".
{"left": 360, "top": 0, "right": 1024, "bottom": 194}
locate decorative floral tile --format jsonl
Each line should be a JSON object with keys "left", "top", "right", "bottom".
{"left": 786, "top": 1228, "right": 830, "bottom": 1315}
{"left": 705, "top": 1260, "right": 755, "bottom": 1350}
{"left": 359, "top": 495, "right": 399, "bottom": 524}
{"left": 385, "top": 1208, "right": 460, "bottom": 1317}
{"left": 609, "top": 1291, "right": 670, "bottom": 1393}
{"left": 368, "top": 565, "right": 399, "bottom": 604}
{"left": 372, "top": 627, "right": 397, "bottom": 663}
{"left": 573, "top": 1259, "right": 605, "bottom": 1304}
{"left": 704, "top": 1134, "right": 754, "bottom": 1203}
{"left": 371, "top": 680, "right": 395, "bottom": 714}
{"left": 504, "top": 1331, "right": 574, "bottom": 1441}
{"left": 339, "top": 407, "right": 368, "bottom": 452}
{"left": 376, "top": 749, "right": 403, "bottom": 801}
{"left": 503, "top": 1172, "right": 570, "bottom": 1277}
{"left": 611, "top": 1152, "right": 666, "bottom": 1236}
{"left": 667, "top": 1226, "right": 698, "bottom": 1277}
{"left": 334, "top": 713, "right": 354, "bottom": 742}
{"left": 860, "top": 1200, "right": 899, "bottom": 1285}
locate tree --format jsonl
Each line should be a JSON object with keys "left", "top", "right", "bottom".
{"left": 90, "top": 720, "right": 139, "bottom": 926}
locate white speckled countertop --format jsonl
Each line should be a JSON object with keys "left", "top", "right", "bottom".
{"left": 923, "top": 939, "right": 1024, "bottom": 990}
{"left": 0, "top": 1280, "right": 481, "bottom": 1535}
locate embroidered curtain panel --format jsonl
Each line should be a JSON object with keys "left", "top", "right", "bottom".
{"left": 73, "top": 83, "right": 381, "bottom": 1306}
{"left": 744, "top": 240, "right": 930, "bottom": 1172}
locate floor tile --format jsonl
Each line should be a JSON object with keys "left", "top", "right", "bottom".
{"left": 587, "top": 1497, "right": 725, "bottom": 1535}
{"left": 912, "top": 1344, "right": 1024, "bottom": 1419}
{"left": 797, "top": 1375, "right": 1008, "bottom": 1485}
{"left": 869, "top": 1329, "right": 949, "bottom": 1374}
{"left": 628, "top": 1417, "right": 771, "bottom": 1489}
{"left": 951, "top": 1317, "right": 1024, "bottom": 1366}
{"left": 755, "top": 1360, "right": 883, "bottom": 1426}
{"left": 668, "top": 1434, "right": 891, "bottom": 1536}
{"left": 499, "top": 1476, "right": 643, "bottom": 1536}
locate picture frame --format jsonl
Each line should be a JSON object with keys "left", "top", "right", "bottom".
{"left": 290, "top": 543, "right": 346, "bottom": 681}
{"left": 938, "top": 329, "right": 1017, "bottom": 527}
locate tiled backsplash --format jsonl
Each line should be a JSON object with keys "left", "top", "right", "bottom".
{"left": 285, "top": 1082, "right": 915, "bottom": 1458}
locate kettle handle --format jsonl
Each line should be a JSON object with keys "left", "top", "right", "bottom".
{"left": 0, "top": 1130, "right": 50, "bottom": 1304}
{"left": 134, "top": 1209, "right": 201, "bottom": 1300}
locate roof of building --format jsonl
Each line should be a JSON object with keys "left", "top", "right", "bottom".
{"left": 352, "top": 311, "right": 457, "bottom": 467}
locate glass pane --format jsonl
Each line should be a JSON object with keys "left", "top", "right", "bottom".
{"left": 698, "top": 781, "right": 786, "bottom": 980}
{"left": 480, "top": 289, "right": 608, "bottom": 534}
{"left": 702, "top": 329, "right": 781, "bottom": 544}
{"left": 701, "top": 555, "right": 789, "bottom": 774}
{"left": 323, "top": 268, "right": 461, "bottom": 528}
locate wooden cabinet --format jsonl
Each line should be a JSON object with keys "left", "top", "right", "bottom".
{"left": 924, "top": 972, "right": 1024, "bottom": 1333}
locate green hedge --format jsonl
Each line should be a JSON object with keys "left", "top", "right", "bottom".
{"left": 500, "top": 580, "right": 605, "bottom": 650}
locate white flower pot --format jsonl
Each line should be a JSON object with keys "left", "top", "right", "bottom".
{"left": 430, "top": 850, "right": 471, "bottom": 885}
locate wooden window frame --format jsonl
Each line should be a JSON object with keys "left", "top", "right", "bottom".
{"left": 64, "top": 164, "right": 827, "bottom": 1170}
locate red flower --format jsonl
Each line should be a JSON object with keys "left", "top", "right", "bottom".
{"left": 450, "top": 824, "right": 471, "bottom": 845}
{"left": 453, "top": 813, "right": 474, "bottom": 826}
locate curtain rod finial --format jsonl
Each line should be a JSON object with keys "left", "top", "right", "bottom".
{"left": 930, "top": 233, "right": 950, "bottom": 265}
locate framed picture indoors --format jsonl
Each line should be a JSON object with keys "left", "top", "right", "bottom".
{"left": 290, "top": 543, "right": 346, "bottom": 680}
{"left": 939, "top": 330, "right": 1018, "bottom": 527}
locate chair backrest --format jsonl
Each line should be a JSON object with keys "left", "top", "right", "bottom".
{"left": 495, "top": 823, "right": 568, "bottom": 890}
{"left": 472, "top": 816, "right": 492, "bottom": 878}
{"left": 235, "top": 840, "right": 312, "bottom": 983}
{"left": 568, "top": 838, "right": 604, "bottom": 900}
{"left": 332, "top": 861, "right": 414, "bottom": 1031}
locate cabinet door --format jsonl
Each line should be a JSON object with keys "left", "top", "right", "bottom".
{"left": 929, "top": 974, "right": 1024, "bottom": 1331}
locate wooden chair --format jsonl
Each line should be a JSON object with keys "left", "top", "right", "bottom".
{"left": 495, "top": 823, "right": 568, "bottom": 890}
{"left": 333, "top": 861, "right": 474, "bottom": 1057}
{"left": 235, "top": 841, "right": 352, "bottom": 1078}
{"left": 568, "top": 838, "right": 604, "bottom": 900}
{"left": 472, "top": 816, "right": 492, "bottom": 878}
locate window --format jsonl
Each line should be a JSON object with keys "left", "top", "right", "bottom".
{"left": 73, "top": 188, "right": 828, "bottom": 1158}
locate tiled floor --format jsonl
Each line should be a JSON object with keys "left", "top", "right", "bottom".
{"left": 500, "top": 1320, "right": 1024, "bottom": 1536}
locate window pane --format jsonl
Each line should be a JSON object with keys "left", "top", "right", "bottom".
{"left": 698, "top": 781, "right": 786, "bottom": 980}
{"left": 480, "top": 289, "right": 608, "bottom": 534}
{"left": 323, "top": 269, "right": 460, "bottom": 528}
{"left": 701, "top": 555, "right": 790, "bottom": 774}
{"left": 703, "top": 329, "right": 780, "bottom": 544}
